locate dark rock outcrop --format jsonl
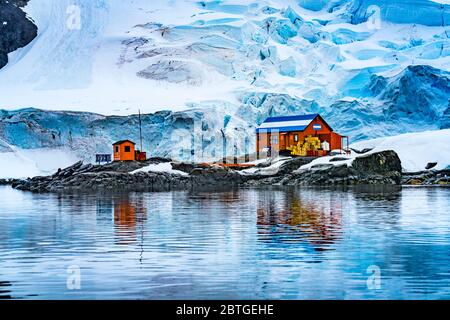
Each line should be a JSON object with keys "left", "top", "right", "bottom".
{"left": 0, "top": 178, "right": 13, "bottom": 185}
{"left": 12, "top": 159, "right": 251, "bottom": 192}
{"left": 425, "top": 162, "right": 438, "bottom": 170}
{"left": 352, "top": 150, "right": 402, "bottom": 176}
{"left": 254, "top": 150, "right": 403, "bottom": 186}
{"left": 0, "top": 0, "right": 37, "bottom": 69}
{"left": 402, "top": 169, "right": 450, "bottom": 185}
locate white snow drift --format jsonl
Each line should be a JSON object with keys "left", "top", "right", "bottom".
{"left": 0, "top": 147, "right": 79, "bottom": 179}
{"left": 351, "top": 129, "right": 450, "bottom": 172}
{"left": 131, "top": 162, "right": 188, "bottom": 176}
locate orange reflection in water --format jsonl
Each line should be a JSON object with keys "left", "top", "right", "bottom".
{"left": 113, "top": 196, "right": 147, "bottom": 245}
{"left": 257, "top": 191, "right": 343, "bottom": 250}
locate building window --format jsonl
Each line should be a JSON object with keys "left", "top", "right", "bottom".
{"left": 124, "top": 146, "right": 131, "bottom": 152}
{"left": 270, "top": 135, "right": 278, "bottom": 144}
{"left": 294, "top": 134, "right": 298, "bottom": 142}
{"left": 115, "top": 146, "right": 119, "bottom": 153}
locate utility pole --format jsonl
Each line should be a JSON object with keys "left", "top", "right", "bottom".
{"left": 139, "top": 109, "right": 143, "bottom": 152}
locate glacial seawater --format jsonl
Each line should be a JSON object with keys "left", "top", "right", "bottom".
{"left": 0, "top": 185, "right": 449, "bottom": 300}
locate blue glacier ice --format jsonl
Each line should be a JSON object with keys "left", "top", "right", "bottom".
{"left": 298, "top": 0, "right": 329, "bottom": 12}
{"left": 267, "top": 18, "right": 298, "bottom": 44}
{"left": 331, "top": 28, "right": 371, "bottom": 45}
{"left": 278, "top": 57, "right": 297, "bottom": 77}
{"left": 348, "top": 0, "right": 450, "bottom": 27}
{"left": 1, "top": 63, "right": 448, "bottom": 161}
{"left": 196, "top": 1, "right": 248, "bottom": 14}
{"left": 283, "top": 6, "right": 304, "bottom": 27}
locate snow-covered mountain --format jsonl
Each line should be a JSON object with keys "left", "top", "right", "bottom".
{"left": 0, "top": 0, "right": 449, "bottom": 176}
{"left": 1, "top": 0, "right": 449, "bottom": 112}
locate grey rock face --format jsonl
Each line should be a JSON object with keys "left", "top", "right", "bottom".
{"left": 402, "top": 169, "right": 450, "bottom": 185}
{"left": 137, "top": 60, "right": 203, "bottom": 84}
{"left": 12, "top": 159, "right": 250, "bottom": 192}
{"left": 245, "top": 151, "right": 403, "bottom": 186}
{"left": 352, "top": 150, "right": 402, "bottom": 176}
{"left": 0, "top": 0, "right": 37, "bottom": 69}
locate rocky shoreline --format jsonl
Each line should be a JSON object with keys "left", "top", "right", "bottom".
{"left": 6, "top": 158, "right": 250, "bottom": 192}
{"left": 245, "top": 150, "right": 403, "bottom": 186}
{"left": 0, "top": 150, "right": 448, "bottom": 192}
{"left": 401, "top": 169, "right": 450, "bottom": 186}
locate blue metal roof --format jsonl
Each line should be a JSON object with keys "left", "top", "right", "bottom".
{"left": 262, "top": 114, "right": 318, "bottom": 123}
{"left": 256, "top": 125, "right": 308, "bottom": 133}
{"left": 256, "top": 114, "right": 321, "bottom": 133}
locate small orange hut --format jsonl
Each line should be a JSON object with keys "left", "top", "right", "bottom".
{"left": 256, "top": 114, "right": 349, "bottom": 157}
{"left": 113, "top": 140, "right": 147, "bottom": 161}
{"left": 113, "top": 140, "right": 136, "bottom": 161}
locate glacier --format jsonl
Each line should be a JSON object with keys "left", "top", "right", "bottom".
{"left": 1, "top": 0, "right": 449, "bottom": 112}
{"left": 0, "top": 0, "right": 449, "bottom": 176}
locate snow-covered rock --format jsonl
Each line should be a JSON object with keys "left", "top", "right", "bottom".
{"left": 292, "top": 129, "right": 450, "bottom": 173}
{"left": 131, "top": 162, "right": 188, "bottom": 176}
{"left": 352, "top": 129, "right": 450, "bottom": 172}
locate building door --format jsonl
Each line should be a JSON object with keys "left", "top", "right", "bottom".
{"left": 280, "top": 134, "right": 287, "bottom": 150}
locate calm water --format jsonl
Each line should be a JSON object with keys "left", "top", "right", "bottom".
{"left": 0, "top": 185, "right": 449, "bottom": 300}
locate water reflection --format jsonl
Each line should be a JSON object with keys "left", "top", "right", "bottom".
{"left": 353, "top": 185, "right": 402, "bottom": 229}
{"left": 257, "top": 189, "right": 343, "bottom": 250}
{"left": 0, "top": 186, "right": 449, "bottom": 299}
{"left": 96, "top": 198, "right": 113, "bottom": 223}
{"left": 96, "top": 194, "right": 147, "bottom": 245}
{"left": 0, "top": 281, "right": 12, "bottom": 300}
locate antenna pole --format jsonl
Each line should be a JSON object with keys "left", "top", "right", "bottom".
{"left": 139, "top": 109, "right": 143, "bottom": 152}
